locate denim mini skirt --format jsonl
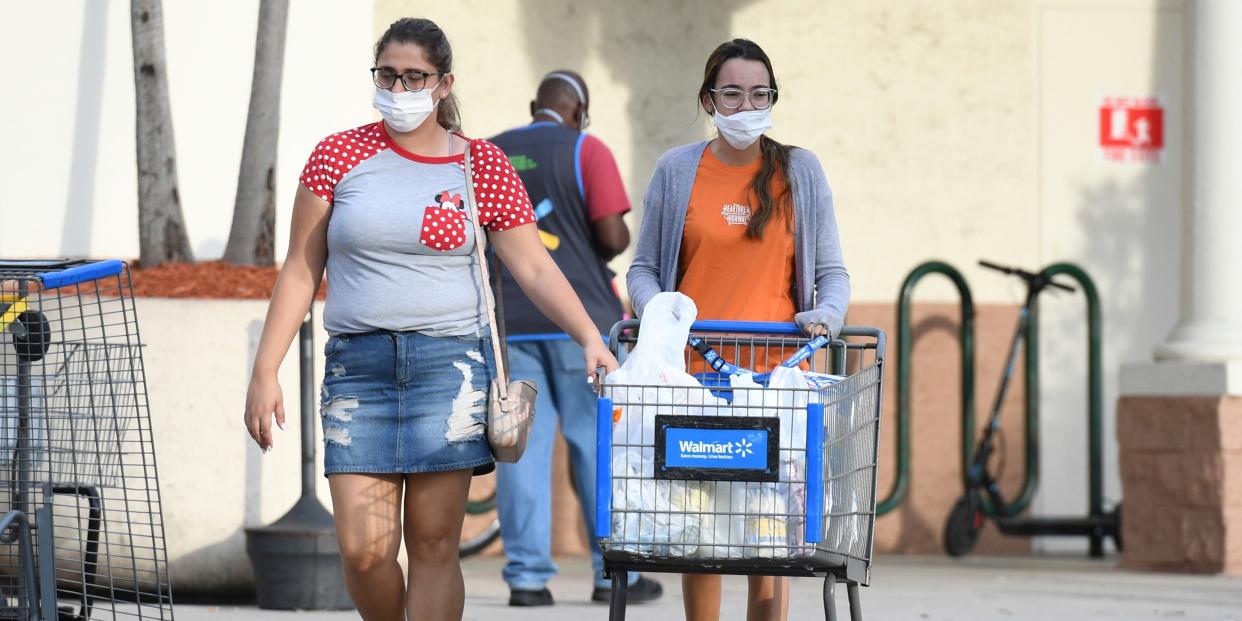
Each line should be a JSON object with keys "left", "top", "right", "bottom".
{"left": 319, "top": 330, "right": 496, "bottom": 476}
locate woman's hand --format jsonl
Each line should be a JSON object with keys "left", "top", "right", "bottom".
{"left": 583, "top": 340, "right": 620, "bottom": 379}
{"left": 243, "top": 185, "right": 331, "bottom": 452}
{"left": 245, "top": 373, "right": 286, "bottom": 451}
{"left": 794, "top": 309, "right": 839, "bottom": 339}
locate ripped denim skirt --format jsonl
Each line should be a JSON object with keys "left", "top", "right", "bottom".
{"left": 320, "top": 330, "right": 496, "bottom": 476}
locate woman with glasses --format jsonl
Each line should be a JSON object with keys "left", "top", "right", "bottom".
{"left": 243, "top": 17, "right": 618, "bottom": 621}
{"left": 627, "top": 38, "right": 850, "bottom": 620}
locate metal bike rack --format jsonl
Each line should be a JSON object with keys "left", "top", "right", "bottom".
{"left": 889, "top": 260, "right": 1118, "bottom": 556}
{"left": 880, "top": 261, "right": 977, "bottom": 515}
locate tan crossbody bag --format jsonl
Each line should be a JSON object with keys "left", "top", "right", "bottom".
{"left": 463, "top": 146, "right": 537, "bottom": 463}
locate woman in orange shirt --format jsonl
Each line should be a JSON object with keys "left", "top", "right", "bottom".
{"left": 627, "top": 39, "right": 850, "bottom": 620}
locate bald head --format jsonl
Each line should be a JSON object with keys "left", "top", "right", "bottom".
{"left": 530, "top": 70, "right": 590, "bottom": 129}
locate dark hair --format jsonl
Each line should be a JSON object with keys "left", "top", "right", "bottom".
{"left": 698, "top": 39, "right": 794, "bottom": 240}
{"left": 374, "top": 18, "right": 461, "bottom": 131}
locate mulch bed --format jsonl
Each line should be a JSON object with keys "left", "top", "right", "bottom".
{"left": 129, "top": 261, "right": 327, "bottom": 300}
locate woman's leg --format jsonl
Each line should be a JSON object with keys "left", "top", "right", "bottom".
{"left": 683, "top": 573, "right": 723, "bottom": 621}
{"left": 746, "top": 575, "right": 789, "bottom": 621}
{"left": 328, "top": 473, "right": 406, "bottom": 620}
{"left": 403, "top": 468, "right": 473, "bottom": 621}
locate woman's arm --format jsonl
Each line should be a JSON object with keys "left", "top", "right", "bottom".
{"left": 490, "top": 224, "right": 619, "bottom": 376}
{"left": 624, "top": 163, "right": 667, "bottom": 318}
{"left": 244, "top": 185, "right": 331, "bottom": 450}
{"left": 793, "top": 153, "right": 850, "bottom": 337}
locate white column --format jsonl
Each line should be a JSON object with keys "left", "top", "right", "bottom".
{"left": 1155, "top": 0, "right": 1242, "bottom": 363}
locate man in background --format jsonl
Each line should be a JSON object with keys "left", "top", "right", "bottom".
{"left": 489, "top": 71, "right": 663, "bottom": 607}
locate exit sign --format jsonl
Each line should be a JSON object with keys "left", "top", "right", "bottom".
{"left": 1099, "top": 97, "right": 1164, "bottom": 163}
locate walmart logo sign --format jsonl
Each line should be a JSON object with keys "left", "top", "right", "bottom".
{"left": 676, "top": 439, "right": 753, "bottom": 458}
{"left": 666, "top": 428, "right": 768, "bottom": 470}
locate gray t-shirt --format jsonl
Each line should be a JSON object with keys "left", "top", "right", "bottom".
{"left": 300, "top": 122, "right": 535, "bottom": 336}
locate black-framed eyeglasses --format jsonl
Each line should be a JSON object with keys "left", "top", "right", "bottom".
{"left": 709, "top": 87, "right": 778, "bottom": 110}
{"left": 371, "top": 66, "right": 445, "bottom": 92}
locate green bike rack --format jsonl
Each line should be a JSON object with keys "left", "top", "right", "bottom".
{"left": 889, "top": 260, "right": 1113, "bottom": 556}
{"left": 1028, "top": 262, "right": 1108, "bottom": 555}
{"left": 879, "top": 261, "right": 976, "bottom": 515}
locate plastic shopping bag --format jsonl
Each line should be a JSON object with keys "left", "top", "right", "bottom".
{"left": 606, "top": 293, "right": 727, "bottom": 552}
{"left": 606, "top": 292, "right": 723, "bottom": 447}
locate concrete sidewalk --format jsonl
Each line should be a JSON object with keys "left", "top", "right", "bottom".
{"left": 175, "top": 554, "right": 1242, "bottom": 620}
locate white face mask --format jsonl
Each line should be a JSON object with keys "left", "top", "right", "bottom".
{"left": 373, "top": 86, "right": 437, "bottom": 133}
{"left": 712, "top": 107, "right": 772, "bottom": 150}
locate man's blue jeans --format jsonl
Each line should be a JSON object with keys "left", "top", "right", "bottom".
{"left": 496, "top": 338, "right": 634, "bottom": 590}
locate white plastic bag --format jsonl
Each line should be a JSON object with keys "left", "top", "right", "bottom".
{"left": 606, "top": 293, "right": 729, "bottom": 552}
{"left": 607, "top": 292, "right": 723, "bottom": 448}
{"left": 712, "top": 481, "right": 747, "bottom": 559}
{"left": 610, "top": 449, "right": 662, "bottom": 553}
{"left": 658, "top": 480, "right": 712, "bottom": 557}
{"left": 724, "top": 368, "right": 808, "bottom": 558}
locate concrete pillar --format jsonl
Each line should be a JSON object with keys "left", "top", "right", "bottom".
{"left": 1118, "top": 0, "right": 1242, "bottom": 574}
{"left": 1155, "top": 0, "right": 1242, "bottom": 364}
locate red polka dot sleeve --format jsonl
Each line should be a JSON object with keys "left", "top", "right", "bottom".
{"left": 468, "top": 139, "right": 536, "bottom": 232}
{"left": 299, "top": 123, "right": 387, "bottom": 204}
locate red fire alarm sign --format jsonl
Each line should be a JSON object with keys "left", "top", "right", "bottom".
{"left": 1099, "top": 97, "right": 1163, "bottom": 163}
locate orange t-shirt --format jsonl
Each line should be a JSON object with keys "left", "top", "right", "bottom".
{"left": 678, "top": 145, "right": 795, "bottom": 374}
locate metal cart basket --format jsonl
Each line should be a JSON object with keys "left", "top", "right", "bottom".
{"left": 1, "top": 259, "right": 174, "bottom": 620}
{"left": 595, "top": 320, "right": 885, "bottom": 620}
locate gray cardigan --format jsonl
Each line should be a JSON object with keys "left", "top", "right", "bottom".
{"left": 626, "top": 141, "right": 850, "bottom": 336}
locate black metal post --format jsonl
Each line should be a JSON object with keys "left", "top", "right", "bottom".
{"left": 300, "top": 312, "right": 315, "bottom": 498}
{"left": 245, "top": 307, "right": 354, "bottom": 610}
{"left": 13, "top": 281, "right": 30, "bottom": 517}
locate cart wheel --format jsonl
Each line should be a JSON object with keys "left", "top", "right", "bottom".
{"left": 943, "top": 495, "right": 983, "bottom": 557}
{"left": 11, "top": 310, "right": 51, "bottom": 362}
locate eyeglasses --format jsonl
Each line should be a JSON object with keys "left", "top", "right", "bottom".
{"left": 371, "top": 66, "right": 445, "bottom": 92}
{"left": 709, "top": 87, "right": 778, "bottom": 110}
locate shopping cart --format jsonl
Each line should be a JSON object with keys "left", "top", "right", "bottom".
{"left": 1, "top": 259, "right": 174, "bottom": 620}
{"left": 596, "top": 320, "right": 885, "bottom": 621}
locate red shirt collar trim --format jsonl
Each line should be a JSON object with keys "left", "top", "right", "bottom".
{"left": 379, "top": 122, "right": 470, "bottom": 164}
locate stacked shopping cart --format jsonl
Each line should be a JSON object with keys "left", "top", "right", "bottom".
{"left": 1, "top": 260, "right": 174, "bottom": 620}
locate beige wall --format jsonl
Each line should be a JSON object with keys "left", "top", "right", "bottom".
{"left": 0, "top": 0, "right": 374, "bottom": 262}
{"left": 140, "top": 299, "right": 332, "bottom": 594}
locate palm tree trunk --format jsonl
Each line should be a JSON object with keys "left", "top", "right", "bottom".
{"left": 223, "top": 0, "right": 290, "bottom": 266}
{"left": 131, "top": 0, "right": 193, "bottom": 266}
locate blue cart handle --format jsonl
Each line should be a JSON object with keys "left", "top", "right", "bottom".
{"left": 607, "top": 319, "right": 887, "bottom": 363}
{"left": 690, "top": 320, "right": 803, "bottom": 335}
{"left": 39, "top": 259, "right": 124, "bottom": 290}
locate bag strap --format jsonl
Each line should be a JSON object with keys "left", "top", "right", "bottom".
{"left": 463, "top": 146, "right": 511, "bottom": 398}
{"left": 491, "top": 257, "right": 511, "bottom": 369}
